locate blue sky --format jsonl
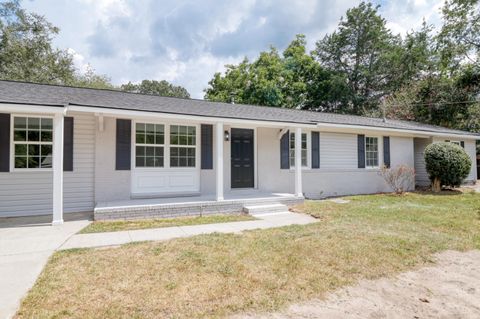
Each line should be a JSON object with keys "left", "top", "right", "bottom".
{"left": 24, "top": 0, "right": 443, "bottom": 98}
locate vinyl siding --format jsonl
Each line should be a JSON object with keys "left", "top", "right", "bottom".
{"left": 64, "top": 113, "right": 95, "bottom": 212}
{"left": 0, "top": 113, "right": 95, "bottom": 217}
{"left": 413, "top": 138, "right": 431, "bottom": 186}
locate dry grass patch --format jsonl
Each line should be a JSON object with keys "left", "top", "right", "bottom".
{"left": 16, "top": 192, "right": 480, "bottom": 318}
{"left": 79, "top": 213, "right": 256, "bottom": 233}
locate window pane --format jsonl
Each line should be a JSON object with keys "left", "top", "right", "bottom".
{"left": 27, "top": 130, "right": 40, "bottom": 142}
{"left": 136, "top": 156, "right": 145, "bottom": 167}
{"left": 41, "top": 156, "right": 52, "bottom": 168}
{"left": 146, "top": 147, "right": 155, "bottom": 156}
{"left": 15, "top": 157, "right": 27, "bottom": 168}
{"left": 14, "top": 117, "right": 27, "bottom": 129}
{"left": 28, "top": 156, "right": 40, "bottom": 168}
{"left": 155, "top": 147, "right": 164, "bottom": 157}
{"left": 136, "top": 146, "right": 145, "bottom": 156}
{"left": 145, "top": 133, "right": 155, "bottom": 144}
{"left": 41, "top": 118, "right": 53, "bottom": 130}
{"left": 28, "top": 145, "right": 40, "bottom": 156}
{"left": 136, "top": 133, "right": 145, "bottom": 144}
{"left": 170, "top": 135, "right": 179, "bottom": 145}
{"left": 155, "top": 133, "right": 164, "bottom": 145}
{"left": 145, "top": 157, "right": 155, "bottom": 167}
{"left": 14, "top": 130, "right": 26, "bottom": 141}
{"left": 136, "top": 123, "right": 145, "bottom": 133}
{"left": 41, "top": 145, "right": 52, "bottom": 157}
{"left": 28, "top": 118, "right": 40, "bottom": 130}
{"left": 41, "top": 131, "right": 52, "bottom": 142}
{"left": 15, "top": 144, "right": 27, "bottom": 156}
{"left": 146, "top": 124, "right": 155, "bottom": 134}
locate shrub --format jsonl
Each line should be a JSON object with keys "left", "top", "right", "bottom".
{"left": 379, "top": 164, "right": 416, "bottom": 194}
{"left": 424, "top": 142, "right": 471, "bottom": 192}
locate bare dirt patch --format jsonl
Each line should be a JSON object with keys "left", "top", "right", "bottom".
{"left": 236, "top": 250, "right": 480, "bottom": 319}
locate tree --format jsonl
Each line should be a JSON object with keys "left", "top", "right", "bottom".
{"left": 383, "top": 65, "right": 480, "bottom": 130}
{"left": 205, "top": 34, "right": 345, "bottom": 109}
{"left": 424, "top": 142, "right": 471, "bottom": 192}
{"left": 313, "top": 2, "right": 401, "bottom": 115}
{"left": 438, "top": 0, "right": 480, "bottom": 72}
{"left": 72, "top": 65, "right": 113, "bottom": 89}
{"left": 0, "top": 0, "right": 76, "bottom": 84}
{"left": 121, "top": 80, "right": 190, "bottom": 98}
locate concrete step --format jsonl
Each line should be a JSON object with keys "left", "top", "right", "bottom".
{"left": 243, "top": 203, "right": 289, "bottom": 215}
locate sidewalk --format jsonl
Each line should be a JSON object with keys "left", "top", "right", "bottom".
{"left": 0, "top": 213, "right": 91, "bottom": 319}
{"left": 60, "top": 212, "right": 317, "bottom": 250}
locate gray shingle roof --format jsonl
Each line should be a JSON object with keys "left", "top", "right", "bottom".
{"left": 0, "top": 80, "right": 478, "bottom": 137}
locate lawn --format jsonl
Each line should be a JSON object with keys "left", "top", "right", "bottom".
{"left": 79, "top": 213, "right": 256, "bottom": 233}
{"left": 16, "top": 192, "right": 480, "bottom": 319}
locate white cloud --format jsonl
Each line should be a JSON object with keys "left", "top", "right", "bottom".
{"left": 23, "top": 0, "right": 444, "bottom": 98}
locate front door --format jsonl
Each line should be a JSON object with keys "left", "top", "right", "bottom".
{"left": 231, "top": 128, "right": 254, "bottom": 188}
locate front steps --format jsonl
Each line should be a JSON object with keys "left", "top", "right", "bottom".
{"left": 243, "top": 203, "right": 289, "bottom": 215}
{"left": 94, "top": 196, "right": 303, "bottom": 221}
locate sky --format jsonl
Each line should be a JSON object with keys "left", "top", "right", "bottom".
{"left": 23, "top": 0, "right": 444, "bottom": 98}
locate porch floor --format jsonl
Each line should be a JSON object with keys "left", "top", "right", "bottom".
{"left": 94, "top": 191, "right": 303, "bottom": 220}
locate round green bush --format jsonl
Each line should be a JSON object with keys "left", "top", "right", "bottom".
{"left": 424, "top": 142, "right": 471, "bottom": 188}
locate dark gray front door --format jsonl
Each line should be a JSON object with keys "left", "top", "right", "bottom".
{"left": 231, "top": 128, "right": 254, "bottom": 188}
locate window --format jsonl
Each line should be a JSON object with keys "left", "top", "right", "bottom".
{"left": 13, "top": 116, "right": 53, "bottom": 169}
{"left": 170, "top": 125, "right": 196, "bottom": 167}
{"left": 289, "top": 132, "right": 308, "bottom": 168}
{"left": 135, "top": 123, "right": 164, "bottom": 167}
{"left": 365, "top": 137, "right": 379, "bottom": 168}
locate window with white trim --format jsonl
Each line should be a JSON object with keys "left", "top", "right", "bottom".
{"left": 170, "top": 125, "right": 196, "bottom": 167}
{"left": 13, "top": 116, "right": 53, "bottom": 169}
{"left": 365, "top": 136, "right": 379, "bottom": 168}
{"left": 135, "top": 123, "right": 164, "bottom": 167}
{"left": 289, "top": 132, "right": 308, "bottom": 168}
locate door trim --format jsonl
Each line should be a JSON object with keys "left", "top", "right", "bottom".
{"left": 230, "top": 126, "right": 257, "bottom": 189}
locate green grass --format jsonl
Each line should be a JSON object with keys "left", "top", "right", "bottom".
{"left": 79, "top": 213, "right": 257, "bottom": 233}
{"left": 16, "top": 191, "right": 480, "bottom": 319}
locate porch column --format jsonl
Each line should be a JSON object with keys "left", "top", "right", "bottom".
{"left": 52, "top": 113, "right": 64, "bottom": 225}
{"left": 294, "top": 127, "right": 303, "bottom": 197}
{"left": 216, "top": 122, "right": 224, "bottom": 201}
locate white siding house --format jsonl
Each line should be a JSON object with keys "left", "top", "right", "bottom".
{"left": 0, "top": 81, "right": 478, "bottom": 222}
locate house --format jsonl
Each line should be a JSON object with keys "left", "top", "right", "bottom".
{"left": 0, "top": 80, "right": 478, "bottom": 224}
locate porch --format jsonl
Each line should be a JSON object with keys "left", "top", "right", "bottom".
{"left": 94, "top": 191, "right": 303, "bottom": 220}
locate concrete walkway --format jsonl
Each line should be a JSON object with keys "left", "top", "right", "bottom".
{"left": 60, "top": 212, "right": 317, "bottom": 250}
{"left": 0, "top": 213, "right": 91, "bottom": 319}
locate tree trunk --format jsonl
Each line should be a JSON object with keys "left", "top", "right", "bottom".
{"left": 432, "top": 178, "right": 441, "bottom": 193}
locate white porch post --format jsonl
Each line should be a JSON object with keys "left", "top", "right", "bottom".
{"left": 216, "top": 122, "right": 224, "bottom": 201}
{"left": 52, "top": 113, "right": 64, "bottom": 225}
{"left": 294, "top": 127, "right": 303, "bottom": 197}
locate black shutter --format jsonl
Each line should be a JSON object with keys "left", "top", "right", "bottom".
{"left": 358, "top": 134, "right": 365, "bottom": 168}
{"left": 201, "top": 124, "right": 213, "bottom": 169}
{"left": 0, "top": 114, "right": 10, "bottom": 172}
{"left": 63, "top": 117, "right": 74, "bottom": 172}
{"left": 383, "top": 136, "right": 390, "bottom": 168}
{"left": 280, "top": 130, "right": 289, "bottom": 169}
{"left": 116, "top": 119, "right": 131, "bottom": 170}
{"left": 311, "top": 131, "right": 320, "bottom": 169}
{"left": 460, "top": 141, "right": 465, "bottom": 148}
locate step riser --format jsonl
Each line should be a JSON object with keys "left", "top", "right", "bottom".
{"left": 243, "top": 204, "right": 288, "bottom": 215}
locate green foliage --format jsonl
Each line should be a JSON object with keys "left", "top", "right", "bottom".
{"left": 72, "top": 66, "right": 113, "bottom": 89}
{"left": 313, "top": 2, "right": 402, "bottom": 114}
{"left": 205, "top": 34, "right": 347, "bottom": 110}
{"left": 0, "top": 0, "right": 76, "bottom": 84}
{"left": 424, "top": 142, "right": 471, "bottom": 188}
{"left": 438, "top": 0, "right": 480, "bottom": 72}
{"left": 0, "top": 0, "right": 113, "bottom": 89}
{"left": 121, "top": 79, "right": 190, "bottom": 98}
